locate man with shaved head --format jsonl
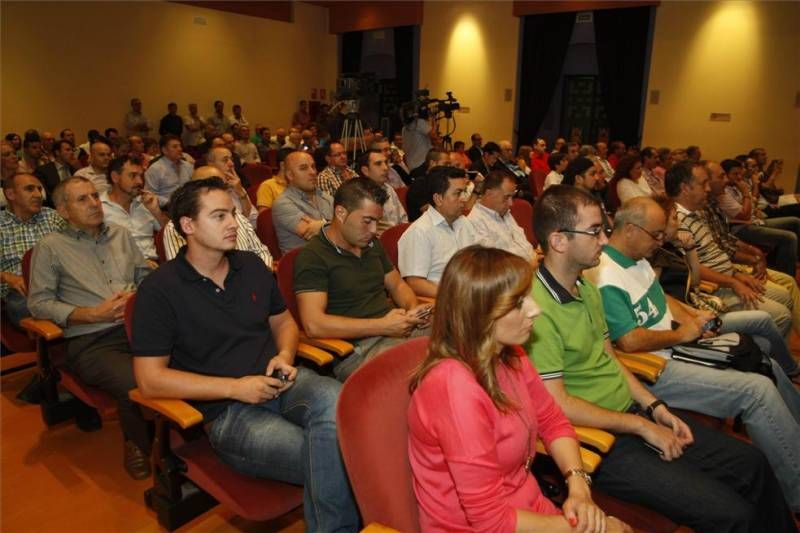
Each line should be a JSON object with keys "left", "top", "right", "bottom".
{"left": 161, "top": 165, "right": 272, "bottom": 266}
{"left": 272, "top": 151, "right": 333, "bottom": 254}
{"left": 74, "top": 139, "right": 113, "bottom": 194}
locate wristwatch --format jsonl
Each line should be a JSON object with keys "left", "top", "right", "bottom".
{"left": 564, "top": 468, "right": 592, "bottom": 487}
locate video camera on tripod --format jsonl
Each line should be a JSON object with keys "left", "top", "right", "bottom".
{"left": 399, "top": 89, "right": 461, "bottom": 124}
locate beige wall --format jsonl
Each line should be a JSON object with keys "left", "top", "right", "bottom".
{"left": 1, "top": 1, "right": 337, "bottom": 138}
{"left": 643, "top": 1, "right": 800, "bottom": 187}
{"left": 419, "top": 1, "right": 520, "bottom": 146}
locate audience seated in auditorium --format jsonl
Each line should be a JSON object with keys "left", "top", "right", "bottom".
{"left": 651, "top": 196, "right": 800, "bottom": 382}
{"left": 640, "top": 147, "right": 663, "bottom": 195}
{"left": 450, "top": 140, "right": 471, "bottom": 170}
{"left": 181, "top": 103, "right": 206, "bottom": 151}
{"left": 467, "top": 170, "right": 536, "bottom": 265}
{"left": 594, "top": 142, "right": 614, "bottom": 180}
{"left": 271, "top": 127, "right": 288, "bottom": 150}
{"left": 526, "top": 185, "right": 796, "bottom": 531}
{"left": 124, "top": 98, "right": 152, "bottom": 138}
{"left": 561, "top": 141, "right": 580, "bottom": 161}
{"left": 398, "top": 166, "right": 478, "bottom": 298}
{"left": 317, "top": 142, "right": 356, "bottom": 197}
{"left": 27, "top": 176, "right": 153, "bottom": 479}
{"left": 272, "top": 151, "right": 332, "bottom": 254}
{"left": 40, "top": 131, "right": 55, "bottom": 163}
{"left": 607, "top": 141, "right": 625, "bottom": 169}
{"left": 234, "top": 125, "right": 261, "bottom": 165}
{"left": 1, "top": 173, "right": 65, "bottom": 326}
{"left": 667, "top": 161, "right": 800, "bottom": 338}
{"left": 207, "top": 100, "right": 231, "bottom": 136}
{"left": 126, "top": 135, "right": 145, "bottom": 159}
{"left": 162, "top": 166, "right": 271, "bottom": 267}
{"left": 143, "top": 134, "right": 193, "bottom": 207}
{"left": 358, "top": 149, "right": 407, "bottom": 236}
{"left": 101, "top": 155, "right": 166, "bottom": 263}
{"left": 586, "top": 196, "right": 800, "bottom": 510}
{"left": 158, "top": 102, "right": 183, "bottom": 138}
{"left": 544, "top": 152, "right": 568, "bottom": 190}
{"left": 291, "top": 100, "right": 311, "bottom": 129}
{"left": 104, "top": 128, "right": 121, "bottom": 155}
{"left": 74, "top": 140, "right": 113, "bottom": 195}
{"left": 406, "top": 149, "right": 450, "bottom": 221}
{"left": 295, "top": 177, "right": 429, "bottom": 382}
{"left": 516, "top": 145, "right": 532, "bottom": 176}
{"left": 283, "top": 130, "right": 303, "bottom": 151}
{"left": 711, "top": 159, "right": 800, "bottom": 277}
{"left": 131, "top": 177, "right": 358, "bottom": 532}
{"left": 552, "top": 137, "right": 566, "bottom": 154}
{"left": 35, "top": 139, "right": 77, "bottom": 201}
{"left": 686, "top": 145, "right": 702, "bottom": 163}
{"left": 409, "top": 245, "right": 630, "bottom": 533}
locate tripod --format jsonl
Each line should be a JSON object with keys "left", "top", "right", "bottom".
{"left": 341, "top": 112, "right": 366, "bottom": 162}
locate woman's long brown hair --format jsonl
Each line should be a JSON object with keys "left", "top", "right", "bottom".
{"left": 409, "top": 246, "right": 533, "bottom": 412}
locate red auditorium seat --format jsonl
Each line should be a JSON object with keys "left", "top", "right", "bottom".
{"left": 378, "top": 222, "right": 410, "bottom": 268}
{"left": 255, "top": 208, "right": 282, "bottom": 262}
{"left": 510, "top": 197, "right": 536, "bottom": 245}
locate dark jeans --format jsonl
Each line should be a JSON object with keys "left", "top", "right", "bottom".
{"left": 593, "top": 415, "right": 795, "bottom": 532}
{"left": 66, "top": 326, "right": 150, "bottom": 453}
{"left": 207, "top": 368, "right": 359, "bottom": 533}
{"left": 3, "top": 291, "right": 31, "bottom": 327}
{"left": 733, "top": 217, "right": 800, "bottom": 277}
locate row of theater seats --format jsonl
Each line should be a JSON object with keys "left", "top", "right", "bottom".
{"left": 12, "top": 203, "right": 700, "bottom": 531}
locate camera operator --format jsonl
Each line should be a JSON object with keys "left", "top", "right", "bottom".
{"left": 402, "top": 113, "right": 434, "bottom": 171}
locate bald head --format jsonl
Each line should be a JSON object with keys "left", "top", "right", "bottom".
{"left": 192, "top": 165, "right": 225, "bottom": 181}
{"left": 89, "top": 142, "right": 112, "bottom": 170}
{"left": 613, "top": 196, "right": 659, "bottom": 231}
{"left": 611, "top": 196, "right": 666, "bottom": 260}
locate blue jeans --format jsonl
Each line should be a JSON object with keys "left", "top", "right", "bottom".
{"left": 3, "top": 291, "right": 31, "bottom": 327}
{"left": 208, "top": 368, "right": 359, "bottom": 532}
{"left": 648, "top": 359, "right": 800, "bottom": 512}
{"left": 719, "top": 309, "right": 800, "bottom": 377}
{"left": 733, "top": 217, "right": 800, "bottom": 277}
{"left": 592, "top": 415, "right": 794, "bottom": 532}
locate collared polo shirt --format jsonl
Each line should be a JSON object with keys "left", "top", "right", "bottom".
{"left": 397, "top": 207, "right": 478, "bottom": 283}
{"left": 100, "top": 192, "right": 161, "bottom": 260}
{"left": 0, "top": 207, "right": 65, "bottom": 298}
{"left": 271, "top": 186, "right": 333, "bottom": 254}
{"left": 132, "top": 249, "right": 285, "bottom": 422}
{"left": 27, "top": 224, "right": 151, "bottom": 338}
{"left": 467, "top": 201, "right": 534, "bottom": 261}
{"left": 526, "top": 264, "right": 633, "bottom": 412}
{"left": 144, "top": 156, "right": 194, "bottom": 207}
{"left": 294, "top": 225, "right": 394, "bottom": 320}
{"left": 587, "top": 245, "right": 673, "bottom": 347}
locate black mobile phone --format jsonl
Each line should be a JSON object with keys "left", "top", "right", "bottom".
{"left": 642, "top": 440, "right": 664, "bottom": 456}
{"left": 271, "top": 369, "right": 288, "bottom": 383}
{"left": 702, "top": 317, "right": 722, "bottom": 333}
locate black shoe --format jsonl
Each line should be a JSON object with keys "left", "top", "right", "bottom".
{"left": 124, "top": 440, "right": 151, "bottom": 480}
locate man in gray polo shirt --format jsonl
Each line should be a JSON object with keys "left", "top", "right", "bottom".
{"left": 27, "top": 176, "right": 153, "bottom": 480}
{"left": 272, "top": 151, "right": 333, "bottom": 254}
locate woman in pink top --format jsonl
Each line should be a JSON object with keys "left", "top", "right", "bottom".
{"left": 408, "top": 246, "right": 630, "bottom": 533}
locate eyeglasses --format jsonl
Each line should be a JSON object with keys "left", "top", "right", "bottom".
{"left": 559, "top": 226, "right": 611, "bottom": 238}
{"left": 629, "top": 222, "right": 665, "bottom": 241}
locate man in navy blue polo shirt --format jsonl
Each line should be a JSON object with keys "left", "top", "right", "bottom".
{"left": 131, "top": 177, "right": 358, "bottom": 532}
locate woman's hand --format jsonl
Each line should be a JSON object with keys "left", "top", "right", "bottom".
{"left": 562, "top": 485, "right": 607, "bottom": 533}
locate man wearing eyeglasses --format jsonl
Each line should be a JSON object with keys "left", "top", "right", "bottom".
{"left": 585, "top": 196, "right": 800, "bottom": 512}
{"left": 525, "top": 185, "right": 796, "bottom": 530}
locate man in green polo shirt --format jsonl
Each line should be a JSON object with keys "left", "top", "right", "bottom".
{"left": 525, "top": 185, "right": 793, "bottom": 531}
{"left": 294, "top": 177, "right": 431, "bottom": 381}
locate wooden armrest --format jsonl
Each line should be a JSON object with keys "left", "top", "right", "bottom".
{"left": 574, "top": 426, "right": 615, "bottom": 453}
{"left": 361, "top": 524, "right": 402, "bottom": 533}
{"left": 128, "top": 388, "right": 204, "bottom": 429}
{"left": 19, "top": 317, "right": 64, "bottom": 341}
{"left": 615, "top": 351, "right": 666, "bottom": 384}
{"left": 535, "top": 440, "right": 602, "bottom": 474}
{"left": 297, "top": 342, "right": 334, "bottom": 366}
{"left": 299, "top": 333, "right": 354, "bottom": 357}
{"left": 697, "top": 281, "right": 719, "bottom": 293}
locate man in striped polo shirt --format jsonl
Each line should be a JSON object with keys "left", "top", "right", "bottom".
{"left": 666, "top": 160, "right": 800, "bottom": 336}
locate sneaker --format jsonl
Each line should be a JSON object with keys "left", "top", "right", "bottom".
{"left": 124, "top": 440, "right": 151, "bottom": 480}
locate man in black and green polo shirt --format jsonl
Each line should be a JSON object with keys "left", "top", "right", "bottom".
{"left": 525, "top": 185, "right": 793, "bottom": 532}
{"left": 294, "top": 177, "right": 431, "bottom": 381}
